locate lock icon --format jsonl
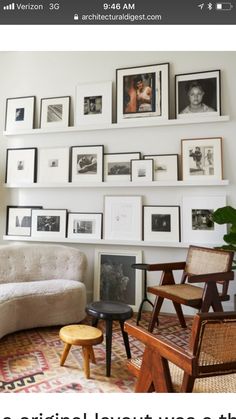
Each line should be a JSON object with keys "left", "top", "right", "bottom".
{"left": 74, "top": 14, "right": 79, "bottom": 20}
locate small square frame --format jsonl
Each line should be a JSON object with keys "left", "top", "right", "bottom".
{"left": 94, "top": 248, "right": 142, "bottom": 311}
{"left": 181, "top": 137, "right": 223, "bottom": 181}
{"left": 76, "top": 81, "right": 112, "bottom": 126}
{"left": 31, "top": 208, "right": 67, "bottom": 239}
{"left": 104, "top": 152, "right": 141, "bottom": 182}
{"left": 175, "top": 70, "right": 221, "bottom": 119}
{"left": 5, "top": 96, "right": 35, "bottom": 132}
{"left": 6, "top": 205, "right": 42, "bottom": 237}
{"left": 143, "top": 205, "right": 181, "bottom": 243}
{"left": 143, "top": 154, "right": 178, "bottom": 181}
{"left": 5, "top": 148, "right": 37, "bottom": 184}
{"left": 40, "top": 96, "right": 70, "bottom": 129}
{"left": 67, "top": 212, "right": 103, "bottom": 240}
{"left": 131, "top": 159, "right": 154, "bottom": 182}
{"left": 37, "top": 147, "right": 69, "bottom": 183}
{"left": 70, "top": 145, "right": 104, "bottom": 183}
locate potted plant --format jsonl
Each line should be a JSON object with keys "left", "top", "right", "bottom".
{"left": 212, "top": 205, "right": 236, "bottom": 269}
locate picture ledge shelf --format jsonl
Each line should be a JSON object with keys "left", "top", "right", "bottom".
{"left": 3, "top": 180, "right": 229, "bottom": 188}
{"left": 2, "top": 235, "right": 223, "bottom": 249}
{"left": 3, "top": 115, "right": 230, "bottom": 136}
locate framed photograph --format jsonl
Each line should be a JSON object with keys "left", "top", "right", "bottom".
{"left": 104, "top": 195, "right": 142, "bottom": 241}
{"left": 182, "top": 195, "right": 227, "bottom": 244}
{"left": 94, "top": 248, "right": 142, "bottom": 311}
{"left": 104, "top": 152, "right": 141, "bottom": 182}
{"left": 131, "top": 159, "right": 154, "bottom": 182}
{"left": 76, "top": 81, "right": 112, "bottom": 126}
{"left": 37, "top": 147, "right": 69, "bottom": 183}
{"left": 143, "top": 154, "right": 178, "bottom": 181}
{"left": 5, "top": 96, "right": 35, "bottom": 132}
{"left": 70, "top": 145, "right": 104, "bottom": 183}
{"left": 181, "top": 137, "right": 223, "bottom": 181}
{"left": 31, "top": 209, "right": 67, "bottom": 239}
{"left": 5, "top": 148, "right": 37, "bottom": 184}
{"left": 40, "top": 96, "right": 70, "bottom": 129}
{"left": 175, "top": 70, "right": 221, "bottom": 119}
{"left": 67, "top": 212, "right": 103, "bottom": 240}
{"left": 116, "top": 63, "right": 169, "bottom": 123}
{"left": 143, "top": 205, "right": 180, "bottom": 243}
{"left": 6, "top": 206, "right": 42, "bottom": 237}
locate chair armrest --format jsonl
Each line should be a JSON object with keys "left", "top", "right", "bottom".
{"left": 133, "top": 262, "right": 186, "bottom": 272}
{"left": 124, "top": 321, "right": 194, "bottom": 374}
{"left": 188, "top": 271, "right": 234, "bottom": 284}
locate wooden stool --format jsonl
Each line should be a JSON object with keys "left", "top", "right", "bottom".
{"left": 59, "top": 324, "right": 103, "bottom": 379}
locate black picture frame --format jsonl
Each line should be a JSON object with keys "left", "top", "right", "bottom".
{"left": 39, "top": 96, "right": 71, "bottom": 128}
{"left": 5, "top": 147, "right": 37, "bottom": 184}
{"left": 5, "top": 95, "right": 36, "bottom": 132}
{"left": 6, "top": 205, "right": 43, "bottom": 236}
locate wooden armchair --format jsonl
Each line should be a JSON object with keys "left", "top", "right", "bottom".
{"left": 124, "top": 312, "right": 236, "bottom": 392}
{"left": 144, "top": 245, "right": 234, "bottom": 331}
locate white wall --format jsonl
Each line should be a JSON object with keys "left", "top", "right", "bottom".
{"left": 0, "top": 51, "right": 236, "bottom": 313}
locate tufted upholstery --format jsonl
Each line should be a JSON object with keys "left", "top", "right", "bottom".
{"left": 0, "top": 243, "right": 87, "bottom": 339}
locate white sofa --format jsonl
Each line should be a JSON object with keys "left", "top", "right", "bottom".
{"left": 0, "top": 243, "right": 87, "bottom": 339}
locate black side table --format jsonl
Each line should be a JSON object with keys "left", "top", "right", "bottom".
{"left": 86, "top": 300, "right": 133, "bottom": 377}
{"left": 131, "top": 263, "right": 154, "bottom": 325}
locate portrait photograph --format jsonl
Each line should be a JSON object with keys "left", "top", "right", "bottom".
{"left": 116, "top": 63, "right": 169, "bottom": 122}
{"left": 40, "top": 96, "right": 70, "bottom": 129}
{"left": 143, "top": 205, "right": 180, "bottom": 243}
{"left": 175, "top": 70, "right": 221, "bottom": 119}
{"left": 5, "top": 96, "right": 35, "bottom": 132}
{"left": 94, "top": 249, "right": 142, "bottom": 311}
{"left": 181, "top": 137, "right": 223, "bottom": 181}
{"left": 104, "top": 152, "right": 141, "bottom": 182}
{"left": 70, "top": 145, "right": 104, "bottom": 183}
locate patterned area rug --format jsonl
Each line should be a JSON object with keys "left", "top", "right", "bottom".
{"left": 0, "top": 313, "right": 192, "bottom": 393}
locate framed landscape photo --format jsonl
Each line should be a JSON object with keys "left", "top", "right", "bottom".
{"left": 67, "top": 212, "right": 103, "bottom": 240}
{"left": 182, "top": 195, "right": 227, "bottom": 244}
{"left": 181, "top": 137, "right": 223, "bottom": 181}
{"left": 104, "top": 152, "right": 141, "bottom": 182}
{"left": 143, "top": 205, "right": 180, "bottom": 243}
{"left": 5, "top": 148, "right": 37, "bottom": 184}
{"left": 40, "top": 96, "right": 70, "bottom": 129}
{"left": 31, "top": 209, "right": 67, "bottom": 239}
{"left": 70, "top": 145, "right": 104, "bottom": 183}
{"left": 116, "top": 63, "right": 169, "bottom": 123}
{"left": 94, "top": 248, "right": 142, "bottom": 311}
{"left": 6, "top": 205, "right": 42, "bottom": 237}
{"left": 37, "top": 147, "right": 69, "bottom": 183}
{"left": 143, "top": 154, "right": 178, "bottom": 181}
{"left": 5, "top": 96, "right": 35, "bottom": 132}
{"left": 76, "top": 81, "right": 112, "bottom": 126}
{"left": 131, "top": 159, "right": 154, "bottom": 182}
{"left": 175, "top": 70, "right": 221, "bottom": 119}
{"left": 104, "top": 195, "right": 142, "bottom": 241}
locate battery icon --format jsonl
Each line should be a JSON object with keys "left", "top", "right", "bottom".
{"left": 216, "top": 2, "right": 233, "bottom": 10}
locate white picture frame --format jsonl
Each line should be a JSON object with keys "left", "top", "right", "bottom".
{"left": 67, "top": 212, "right": 103, "bottom": 240}
{"left": 5, "top": 148, "right": 37, "bottom": 184}
{"left": 31, "top": 209, "right": 67, "bottom": 239}
{"left": 104, "top": 152, "right": 141, "bottom": 182}
{"left": 143, "top": 205, "right": 181, "bottom": 243}
{"left": 5, "top": 96, "right": 35, "bottom": 132}
{"left": 143, "top": 154, "right": 178, "bottom": 181}
{"left": 104, "top": 195, "right": 142, "bottom": 241}
{"left": 94, "top": 248, "right": 142, "bottom": 311}
{"left": 70, "top": 145, "right": 104, "bottom": 183}
{"left": 181, "top": 137, "right": 223, "bottom": 181}
{"left": 116, "top": 63, "right": 169, "bottom": 123}
{"left": 182, "top": 195, "right": 227, "bottom": 245}
{"left": 76, "top": 81, "right": 112, "bottom": 126}
{"left": 40, "top": 96, "right": 70, "bottom": 129}
{"left": 131, "top": 159, "right": 154, "bottom": 182}
{"left": 37, "top": 147, "right": 69, "bottom": 184}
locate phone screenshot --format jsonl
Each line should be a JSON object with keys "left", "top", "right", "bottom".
{"left": 0, "top": 0, "right": 235, "bottom": 418}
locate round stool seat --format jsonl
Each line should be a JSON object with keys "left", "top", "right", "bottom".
{"left": 59, "top": 324, "right": 103, "bottom": 346}
{"left": 86, "top": 301, "right": 133, "bottom": 321}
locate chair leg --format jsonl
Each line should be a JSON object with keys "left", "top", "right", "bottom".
{"left": 173, "top": 302, "right": 187, "bottom": 328}
{"left": 105, "top": 319, "right": 113, "bottom": 377}
{"left": 82, "top": 346, "right": 91, "bottom": 379}
{"left": 201, "top": 282, "right": 223, "bottom": 313}
{"left": 135, "top": 348, "right": 155, "bottom": 392}
{"left": 60, "top": 343, "right": 71, "bottom": 366}
{"left": 119, "top": 320, "right": 131, "bottom": 359}
{"left": 180, "top": 372, "right": 195, "bottom": 393}
{"left": 148, "top": 297, "right": 163, "bottom": 332}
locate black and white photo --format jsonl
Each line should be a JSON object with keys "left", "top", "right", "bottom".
{"left": 94, "top": 249, "right": 142, "bottom": 311}
{"left": 104, "top": 152, "right": 141, "bottom": 182}
{"left": 143, "top": 154, "right": 178, "bottom": 181}
{"left": 40, "top": 96, "right": 70, "bottom": 128}
{"left": 67, "top": 212, "right": 103, "bottom": 240}
{"left": 5, "top": 148, "right": 37, "bottom": 184}
{"left": 6, "top": 206, "right": 42, "bottom": 236}
{"left": 76, "top": 81, "right": 112, "bottom": 125}
{"left": 192, "top": 209, "right": 214, "bottom": 230}
{"left": 37, "top": 147, "right": 69, "bottom": 183}
{"left": 5, "top": 96, "right": 35, "bottom": 132}
{"left": 131, "top": 159, "right": 154, "bottom": 182}
{"left": 176, "top": 70, "right": 221, "bottom": 118}
{"left": 31, "top": 209, "right": 67, "bottom": 238}
{"left": 37, "top": 216, "right": 60, "bottom": 232}
{"left": 181, "top": 137, "right": 223, "bottom": 181}
{"left": 143, "top": 205, "right": 180, "bottom": 242}
{"left": 70, "top": 145, "right": 104, "bottom": 183}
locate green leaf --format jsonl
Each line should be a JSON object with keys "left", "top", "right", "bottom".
{"left": 223, "top": 232, "right": 236, "bottom": 244}
{"left": 212, "top": 206, "right": 236, "bottom": 225}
